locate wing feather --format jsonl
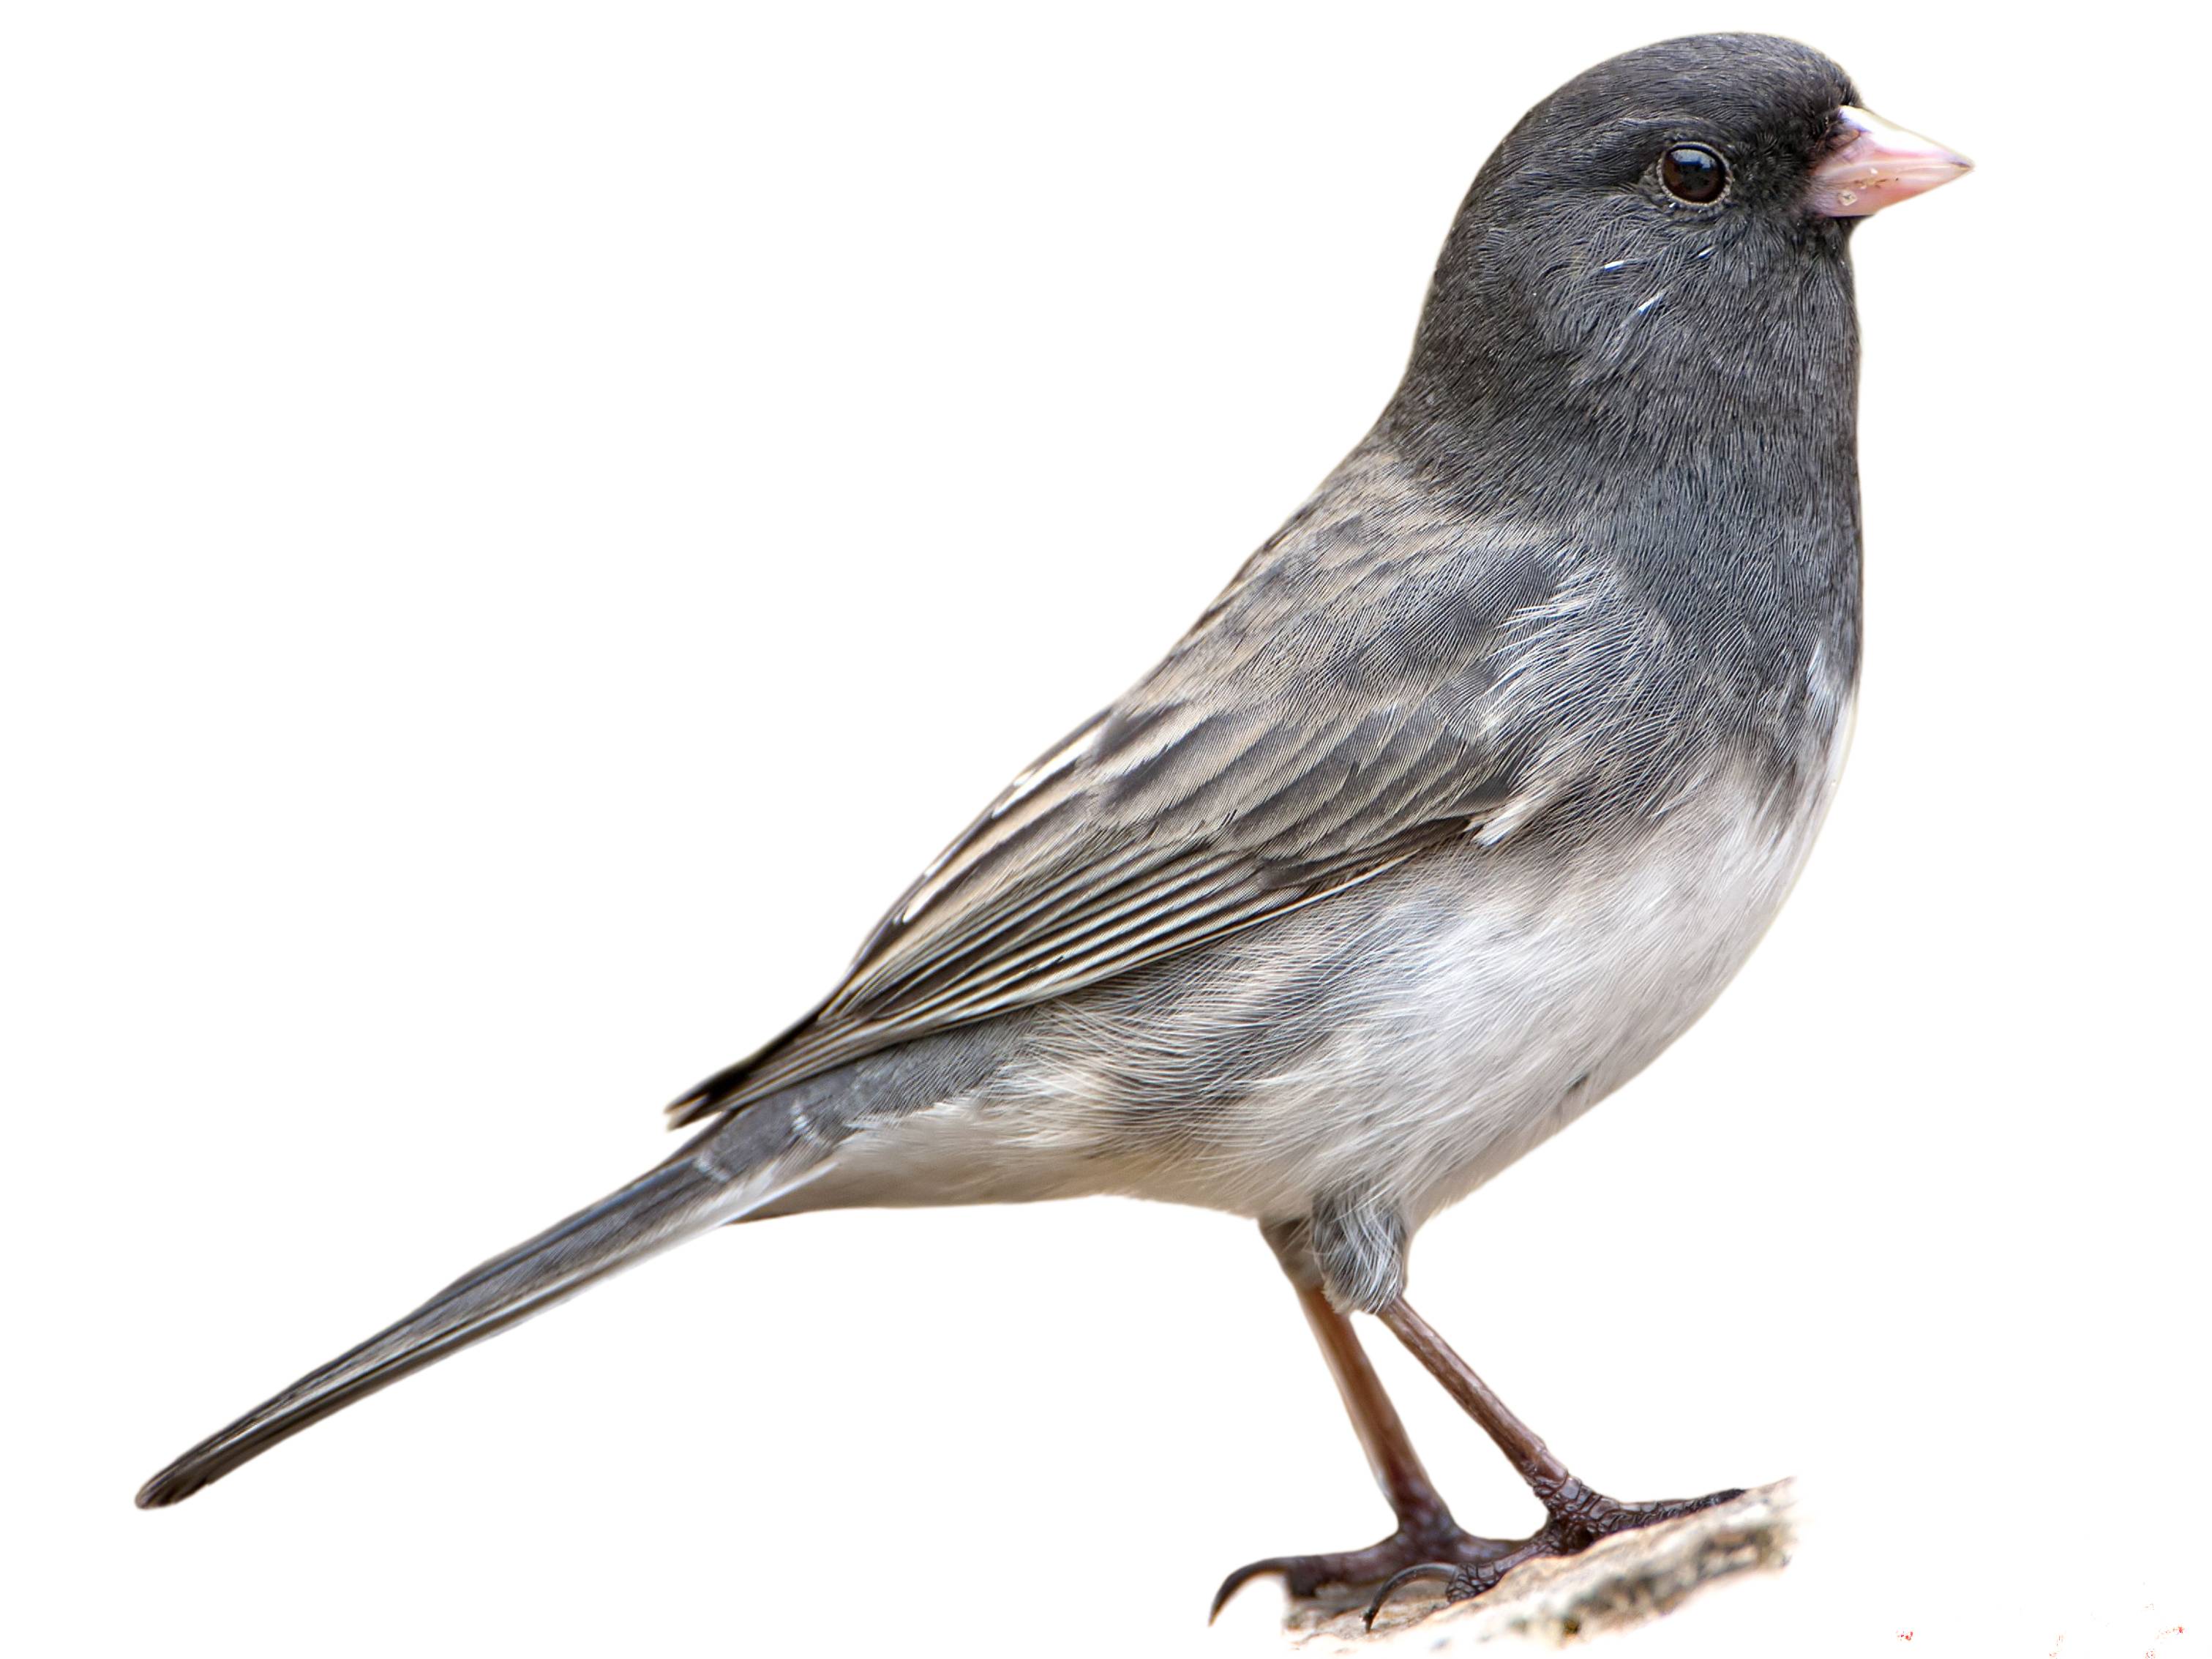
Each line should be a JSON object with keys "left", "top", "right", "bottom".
{"left": 666, "top": 447, "right": 1602, "bottom": 1126}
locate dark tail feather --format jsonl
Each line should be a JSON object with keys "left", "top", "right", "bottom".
{"left": 137, "top": 1108, "right": 828, "bottom": 1509}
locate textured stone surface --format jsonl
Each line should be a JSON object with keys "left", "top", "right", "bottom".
{"left": 1285, "top": 1480, "right": 1795, "bottom": 1652}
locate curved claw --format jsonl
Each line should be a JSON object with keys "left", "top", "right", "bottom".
{"left": 1210, "top": 1557, "right": 1297, "bottom": 1623}
{"left": 1364, "top": 1562, "right": 1461, "bottom": 1629}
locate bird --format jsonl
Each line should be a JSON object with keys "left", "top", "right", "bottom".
{"left": 137, "top": 31, "right": 1970, "bottom": 1623}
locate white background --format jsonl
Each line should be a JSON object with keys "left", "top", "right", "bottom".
{"left": 5, "top": 4, "right": 2205, "bottom": 1656}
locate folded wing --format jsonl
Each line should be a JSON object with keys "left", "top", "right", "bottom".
{"left": 670, "top": 452, "right": 1619, "bottom": 1125}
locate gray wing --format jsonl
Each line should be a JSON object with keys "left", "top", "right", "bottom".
{"left": 669, "top": 447, "right": 1628, "bottom": 1126}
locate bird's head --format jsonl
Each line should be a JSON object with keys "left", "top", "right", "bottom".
{"left": 1397, "top": 34, "right": 1969, "bottom": 447}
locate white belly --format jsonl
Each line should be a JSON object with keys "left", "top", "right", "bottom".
{"left": 777, "top": 714, "right": 1852, "bottom": 1229}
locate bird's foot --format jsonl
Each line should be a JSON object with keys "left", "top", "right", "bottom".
{"left": 1210, "top": 1508, "right": 1520, "bottom": 1619}
{"left": 1361, "top": 1478, "right": 1744, "bottom": 1626}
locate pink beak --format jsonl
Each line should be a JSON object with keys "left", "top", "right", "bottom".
{"left": 1806, "top": 106, "right": 1973, "bottom": 217}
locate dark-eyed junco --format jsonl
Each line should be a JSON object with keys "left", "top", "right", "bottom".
{"left": 138, "top": 32, "right": 1968, "bottom": 1619}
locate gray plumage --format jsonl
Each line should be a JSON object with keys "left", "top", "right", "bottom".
{"left": 138, "top": 33, "right": 1934, "bottom": 1532}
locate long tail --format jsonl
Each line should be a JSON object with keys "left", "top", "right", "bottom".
{"left": 136, "top": 1099, "right": 833, "bottom": 1509}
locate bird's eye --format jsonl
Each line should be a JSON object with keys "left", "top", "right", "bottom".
{"left": 1660, "top": 144, "right": 1728, "bottom": 204}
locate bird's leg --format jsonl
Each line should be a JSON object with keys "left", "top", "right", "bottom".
{"left": 1362, "top": 1295, "right": 1743, "bottom": 1624}
{"left": 1211, "top": 1277, "right": 1524, "bottom": 1618}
